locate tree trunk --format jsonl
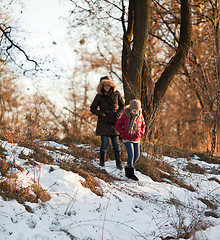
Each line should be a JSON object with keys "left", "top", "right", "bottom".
{"left": 122, "top": 0, "right": 192, "bottom": 134}
{"left": 152, "top": 0, "right": 192, "bottom": 110}
{"left": 122, "top": 0, "right": 151, "bottom": 104}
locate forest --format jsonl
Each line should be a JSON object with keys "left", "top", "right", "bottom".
{"left": 0, "top": 1, "right": 220, "bottom": 239}
{"left": 0, "top": 0, "right": 219, "bottom": 156}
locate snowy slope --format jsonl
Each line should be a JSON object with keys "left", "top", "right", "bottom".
{"left": 0, "top": 140, "right": 220, "bottom": 240}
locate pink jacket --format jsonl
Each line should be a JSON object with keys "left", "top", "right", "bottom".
{"left": 116, "top": 112, "right": 146, "bottom": 142}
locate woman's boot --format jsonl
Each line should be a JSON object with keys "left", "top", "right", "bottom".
{"left": 100, "top": 151, "right": 106, "bottom": 166}
{"left": 114, "top": 150, "right": 122, "bottom": 169}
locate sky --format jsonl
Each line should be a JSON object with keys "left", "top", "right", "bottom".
{"left": 18, "top": 0, "right": 74, "bottom": 69}
{"left": 1, "top": 0, "right": 124, "bottom": 109}
{"left": 0, "top": 139, "right": 220, "bottom": 239}
{"left": 16, "top": 0, "right": 78, "bottom": 105}
{"left": 1, "top": 0, "right": 105, "bottom": 108}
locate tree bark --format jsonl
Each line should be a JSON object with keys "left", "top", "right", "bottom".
{"left": 122, "top": 0, "right": 151, "bottom": 104}
{"left": 152, "top": 0, "right": 192, "bottom": 109}
{"left": 122, "top": 0, "right": 192, "bottom": 125}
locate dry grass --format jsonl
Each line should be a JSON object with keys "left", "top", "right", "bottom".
{"left": 0, "top": 143, "right": 51, "bottom": 206}
{"left": 32, "top": 183, "right": 51, "bottom": 202}
{"left": 0, "top": 134, "right": 218, "bottom": 208}
{"left": 143, "top": 141, "right": 194, "bottom": 159}
{"left": 208, "top": 177, "right": 220, "bottom": 184}
{"left": 0, "top": 160, "right": 11, "bottom": 176}
{"left": 204, "top": 211, "right": 219, "bottom": 218}
{"left": 0, "top": 145, "right": 6, "bottom": 158}
{"left": 30, "top": 145, "right": 54, "bottom": 164}
{"left": 144, "top": 141, "right": 220, "bottom": 165}
{"left": 136, "top": 154, "right": 196, "bottom": 191}
{"left": 165, "top": 195, "right": 213, "bottom": 239}
{"left": 0, "top": 180, "right": 50, "bottom": 205}
{"left": 184, "top": 162, "right": 206, "bottom": 174}
{"left": 198, "top": 198, "right": 218, "bottom": 210}
{"left": 136, "top": 154, "right": 173, "bottom": 182}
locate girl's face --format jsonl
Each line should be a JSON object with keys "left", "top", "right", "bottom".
{"left": 131, "top": 109, "right": 138, "bottom": 116}
{"left": 104, "top": 84, "right": 110, "bottom": 92}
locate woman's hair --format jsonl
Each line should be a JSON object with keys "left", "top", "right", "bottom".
{"left": 101, "top": 85, "right": 114, "bottom": 94}
{"left": 97, "top": 78, "right": 116, "bottom": 94}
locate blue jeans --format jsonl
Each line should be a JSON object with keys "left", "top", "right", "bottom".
{"left": 100, "top": 136, "right": 120, "bottom": 152}
{"left": 124, "top": 142, "right": 140, "bottom": 167}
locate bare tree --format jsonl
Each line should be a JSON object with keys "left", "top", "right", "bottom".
{"left": 68, "top": 0, "right": 192, "bottom": 137}
{"left": 122, "top": 0, "right": 191, "bottom": 117}
{"left": 183, "top": 0, "right": 220, "bottom": 154}
{"left": 0, "top": 23, "right": 41, "bottom": 74}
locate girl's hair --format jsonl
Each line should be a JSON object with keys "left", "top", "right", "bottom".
{"left": 129, "top": 99, "right": 142, "bottom": 111}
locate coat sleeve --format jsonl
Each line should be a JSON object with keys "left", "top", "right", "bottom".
{"left": 90, "top": 94, "right": 103, "bottom": 117}
{"left": 114, "top": 92, "right": 125, "bottom": 119}
{"left": 140, "top": 115, "right": 146, "bottom": 135}
{"left": 116, "top": 114, "right": 126, "bottom": 135}
{"left": 117, "top": 92, "right": 124, "bottom": 114}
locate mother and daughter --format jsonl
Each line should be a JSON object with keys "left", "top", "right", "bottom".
{"left": 90, "top": 76, "right": 146, "bottom": 181}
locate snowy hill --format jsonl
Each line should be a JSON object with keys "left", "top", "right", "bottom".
{"left": 0, "top": 140, "right": 220, "bottom": 240}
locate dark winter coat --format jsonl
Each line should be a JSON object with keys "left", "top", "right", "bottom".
{"left": 116, "top": 107, "right": 146, "bottom": 142}
{"left": 90, "top": 79, "right": 124, "bottom": 136}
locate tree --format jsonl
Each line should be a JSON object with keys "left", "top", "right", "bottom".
{"left": 122, "top": 0, "right": 192, "bottom": 123}
{"left": 182, "top": 0, "right": 220, "bottom": 154}
{"left": 147, "top": 0, "right": 220, "bottom": 154}
{"left": 69, "top": 0, "right": 192, "bottom": 136}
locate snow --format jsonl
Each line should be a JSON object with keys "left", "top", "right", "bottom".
{"left": 0, "top": 140, "right": 220, "bottom": 239}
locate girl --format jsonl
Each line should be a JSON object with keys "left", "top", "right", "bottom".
{"left": 116, "top": 99, "right": 145, "bottom": 180}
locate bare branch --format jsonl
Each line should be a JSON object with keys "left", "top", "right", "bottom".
{"left": 0, "top": 23, "right": 41, "bottom": 73}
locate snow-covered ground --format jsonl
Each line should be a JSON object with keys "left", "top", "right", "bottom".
{"left": 0, "top": 140, "right": 220, "bottom": 240}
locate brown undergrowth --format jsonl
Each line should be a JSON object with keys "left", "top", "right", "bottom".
{"left": 0, "top": 144, "right": 51, "bottom": 208}
{"left": 31, "top": 139, "right": 200, "bottom": 194}
{"left": 58, "top": 143, "right": 122, "bottom": 196}
{"left": 0, "top": 180, "right": 51, "bottom": 204}
{"left": 19, "top": 140, "right": 122, "bottom": 197}
{"left": 136, "top": 155, "right": 196, "bottom": 192}
{"left": 144, "top": 141, "right": 220, "bottom": 165}
{"left": 1, "top": 136, "right": 218, "bottom": 203}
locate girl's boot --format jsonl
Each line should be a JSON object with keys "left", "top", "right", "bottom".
{"left": 125, "top": 166, "right": 138, "bottom": 181}
{"left": 130, "top": 167, "right": 139, "bottom": 181}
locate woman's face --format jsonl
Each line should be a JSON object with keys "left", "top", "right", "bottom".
{"left": 131, "top": 109, "right": 138, "bottom": 116}
{"left": 104, "top": 84, "right": 110, "bottom": 92}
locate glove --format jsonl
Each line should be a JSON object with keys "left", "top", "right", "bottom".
{"left": 113, "top": 112, "right": 120, "bottom": 120}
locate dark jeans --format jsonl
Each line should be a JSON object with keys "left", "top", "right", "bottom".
{"left": 100, "top": 135, "right": 120, "bottom": 152}
{"left": 124, "top": 141, "right": 140, "bottom": 167}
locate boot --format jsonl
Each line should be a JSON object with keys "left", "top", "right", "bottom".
{"left": 114, "top": 150, "right": 122, "bottom": 169}
{"left": 130, "top": 167, "right": 139, "bottom": 181}
{"left": 100, "top": 151, "right": 106, "bottom": 166}
{"left": 125, "top": 166, "right": 131, "bottom": 178}
{"left": 125, "top": 166, "right": 139, "bottom": 181}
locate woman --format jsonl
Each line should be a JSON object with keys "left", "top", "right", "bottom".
{"left": 116, "top": 99, "right": 145, "bottom": 180}
{"left": 90, "top": 76, "right": 124, "bottom": 168}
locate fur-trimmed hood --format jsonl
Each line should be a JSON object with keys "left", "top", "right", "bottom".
{"left": 97, "top": 79, "right": 117, "bottom": 94}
